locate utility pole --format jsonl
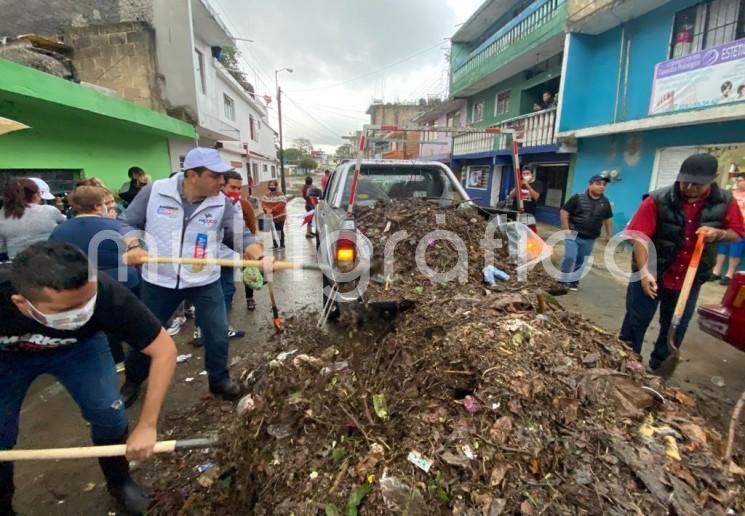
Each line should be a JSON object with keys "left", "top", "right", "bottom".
{"left": 277, "top": 85, "right": 286, "bottom": 192}
{"left": 275, "top": 67, "right": 293, "bottom": 193}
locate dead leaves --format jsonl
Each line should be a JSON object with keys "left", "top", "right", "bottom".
{"left": 488, "top": 416, "right": 513, "bottom": 444}
{"left": 489, "top": 463, "right": 509, "bottom": 487}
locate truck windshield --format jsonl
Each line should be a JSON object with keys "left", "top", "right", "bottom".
{"left": 339, "top": 165, "right": 452, "bottom": 208}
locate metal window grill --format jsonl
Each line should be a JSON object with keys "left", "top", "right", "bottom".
{"left": 670, "top": 0, "right": 745, "bottom": 58}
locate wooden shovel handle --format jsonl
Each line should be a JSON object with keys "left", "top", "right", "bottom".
{"left": 0, "top": 437, "right": 215, "bottom": 461}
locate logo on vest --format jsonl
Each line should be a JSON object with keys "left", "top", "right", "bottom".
{"left": 198, "top": 213, "right": 218, "bottom": 227}
{"left": 157, "top": 206, "right": 179, "bottom": 218}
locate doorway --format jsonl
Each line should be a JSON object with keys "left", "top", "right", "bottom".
{"left": 490, "top": 166, "right": 503, "bottom": 206}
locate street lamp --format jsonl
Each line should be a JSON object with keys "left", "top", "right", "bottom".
{"left": 275, "top": 67, "right": 293, "bottom": 192}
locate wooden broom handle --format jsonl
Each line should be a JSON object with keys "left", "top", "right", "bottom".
{"left": 139, "top": 256, "right": 318, "bottom": 271}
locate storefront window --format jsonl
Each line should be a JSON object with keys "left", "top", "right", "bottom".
{"left": 653, "top": 143, "right": 745, "bottom": 190}
{"left": 466, "top": 165, "right": 489, "bottom": 190}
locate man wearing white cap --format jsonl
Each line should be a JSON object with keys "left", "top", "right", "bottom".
{"left": 120, "top": 147, "right": 267, "bottom": 403}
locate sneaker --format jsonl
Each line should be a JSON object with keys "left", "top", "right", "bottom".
{"left": 166, "top": 315, "right": 187, "bottom": 336}
{"left": 246, "top": 298, "right": 256, "bottom": 311}
{"left": 227, "top": 326, "right": 246, "bottom": 339}
{"left": 568, "top": 283, "right": 579, "bottom": 291}
{"left": 192, "top": 327, "right": 204, "bottom": 347}
{"left": 278, "top": 244, "right": 286, "bottom": 250}
{"left": 720, "top": 276, "right": 732, "bottom": 286}
{"left": 305, "top": 233, "right": 315, "bottom": 239}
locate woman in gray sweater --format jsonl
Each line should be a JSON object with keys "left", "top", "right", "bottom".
{"left": 0, "top": 178, "right": 65, "bottom": 260}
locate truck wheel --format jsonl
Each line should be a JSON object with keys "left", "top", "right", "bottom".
{"left": 321, "top": 274, "right": 340, "bottom": 322}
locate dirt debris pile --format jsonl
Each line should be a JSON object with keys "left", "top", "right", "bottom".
{"left": 354, "top": 200, "right": 560, "bottom": 301}
{"left": 148, "top": 201, "right": 744, "bottom": 515}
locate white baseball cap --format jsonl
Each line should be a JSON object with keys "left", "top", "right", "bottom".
{"left": 182, "top": 147, "right": 233, "bottom": 173}
{"left": 29, "top": 177, "right": 55, "bottom": 200}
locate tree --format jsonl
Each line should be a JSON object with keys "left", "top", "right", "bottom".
{"left": 335, "top": 144, "right": 354, "bottom": 160}
{"left": 292, "top": 138, "right": 313, "bottom": 156}
{"left": 299, "top": 157, "right": 318, "bottom": 171}
{"left": 283, "top": 148, "right": 304, "bottom": 163}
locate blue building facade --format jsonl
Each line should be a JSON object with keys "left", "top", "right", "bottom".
{"left": 559, "top": 0, "right": 745, "bottom": 230}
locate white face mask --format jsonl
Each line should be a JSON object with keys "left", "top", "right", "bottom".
{"left": 26, "top": 294, "right": 98, "bottom": 331}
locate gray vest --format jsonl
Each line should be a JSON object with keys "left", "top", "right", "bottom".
{"left": 141, "top": 174, "right": 226, "bottom": 289}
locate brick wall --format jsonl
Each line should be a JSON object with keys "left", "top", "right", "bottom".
{"left": 0, "top": 0, "right": 152, "bottom": 36}
{"left": 64, "top": 22, "right": 163, "bottom": 111}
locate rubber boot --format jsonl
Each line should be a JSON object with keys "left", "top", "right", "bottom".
{"left": 0, "top": 465, "right": 15, "bottom": 516}
{"left": 96, "top": 434, "right": 150, "bottom": 516}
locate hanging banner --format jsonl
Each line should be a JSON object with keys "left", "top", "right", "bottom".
{"left": 649, "top": 38, "right": 745, "bottom": 115}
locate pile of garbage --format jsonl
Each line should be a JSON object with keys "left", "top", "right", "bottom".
{"left": 354, "top": 200, "right": 560, "bottom": 302}
{"left": 147, "top": 201, "right": 744, "bottom": 515}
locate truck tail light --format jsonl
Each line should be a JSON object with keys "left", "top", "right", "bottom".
{"left": 335, "top": 239, "right": 356, "bottom": 272}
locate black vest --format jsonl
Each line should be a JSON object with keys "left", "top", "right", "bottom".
{"left": 569, "top": 192, "right": 612, "bottom": 239}
{"left": 636, "top": 184, "right": 731, "bottom": 284}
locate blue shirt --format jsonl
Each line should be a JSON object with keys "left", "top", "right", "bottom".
{"left": 49, "top": 216, "right": 140, "bottom": 290}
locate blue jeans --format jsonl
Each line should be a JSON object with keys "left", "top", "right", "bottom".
{"left": 0, "top": 334, "right": 127, "bottom": 489}
{"left": 220, "top": 266, "right": 237, "bottom": 313}
{"left": 560, "top": 236, "right": 596, "bottom": 286}
{"left": 125, "top": 280, "right": 230, "bottom": 389}
{"left": 619, "top": 280, "right": 702, "bottom": 366}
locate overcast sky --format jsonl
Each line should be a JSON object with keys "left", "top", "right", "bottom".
{"left": 211, "top": 0, "right": 482, "bottom": 153}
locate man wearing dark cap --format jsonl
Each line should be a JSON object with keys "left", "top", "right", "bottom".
{"left": 620, "top": 153, "right": 745, "bottom": 369}
{"left": 559, "top": 174, "right": 614, "bottom": 290}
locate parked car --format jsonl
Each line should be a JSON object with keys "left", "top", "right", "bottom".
{"left": 315, "top": 159, "right": 471, "bottom": 319}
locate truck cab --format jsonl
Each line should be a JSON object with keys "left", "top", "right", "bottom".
{"left": 315, "top": 159, "right": 471, "bottom": 318}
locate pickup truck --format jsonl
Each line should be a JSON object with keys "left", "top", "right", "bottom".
{"left": 315, "top": 159, "right": 471, "bottom": 319}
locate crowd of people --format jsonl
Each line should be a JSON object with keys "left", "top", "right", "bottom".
{"left": 0, "top": 148, "right": 328, "bottom": 515}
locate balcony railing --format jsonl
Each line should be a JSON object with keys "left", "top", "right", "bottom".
{"left": 453, "top": 108, "right": 557, "bottom": 156}
{"left": 451, "top": 0, "right": 566, "bottom": 92}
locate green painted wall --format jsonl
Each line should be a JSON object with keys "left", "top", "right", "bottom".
{"left": 0, "top": 92, "right": 179, "bottom": 190}
{"left": 467, "top": 61, "right": 562, "bottom": 127}
{"left": 451, "top": 2, "right": 568, "bottom": 97}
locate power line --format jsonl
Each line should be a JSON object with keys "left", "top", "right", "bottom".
{"left": 285, "top": 41, "right": 445, "bottom": 93}
{"left": 282, "top": 92, "right": 345, "bottom": 142}
{"left": 302, "top": 104, "right": 369, "bottom": 121}
{"left": 402, "top": 61, "right": 447, "bottom": 102}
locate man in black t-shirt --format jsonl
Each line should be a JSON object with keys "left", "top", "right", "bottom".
{"left": 0, "top": 242, "right": 176, "bottom": 515}
{"left": 559, "top": 175, "right": 614, "bottom": 290}
{"left": 509, "top": 165, "right": 543, "bottom": 216}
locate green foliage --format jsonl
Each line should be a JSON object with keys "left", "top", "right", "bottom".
{"left": 219, "top": 47, "right": 247, "bottom": 85}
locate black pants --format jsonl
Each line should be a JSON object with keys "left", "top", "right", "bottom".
{"left": 273, "top": 221, "right": 285, "bottom": 247}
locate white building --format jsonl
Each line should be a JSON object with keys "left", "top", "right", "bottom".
{"left": 153, "top": 0, "right": 278, "bottom": 183}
